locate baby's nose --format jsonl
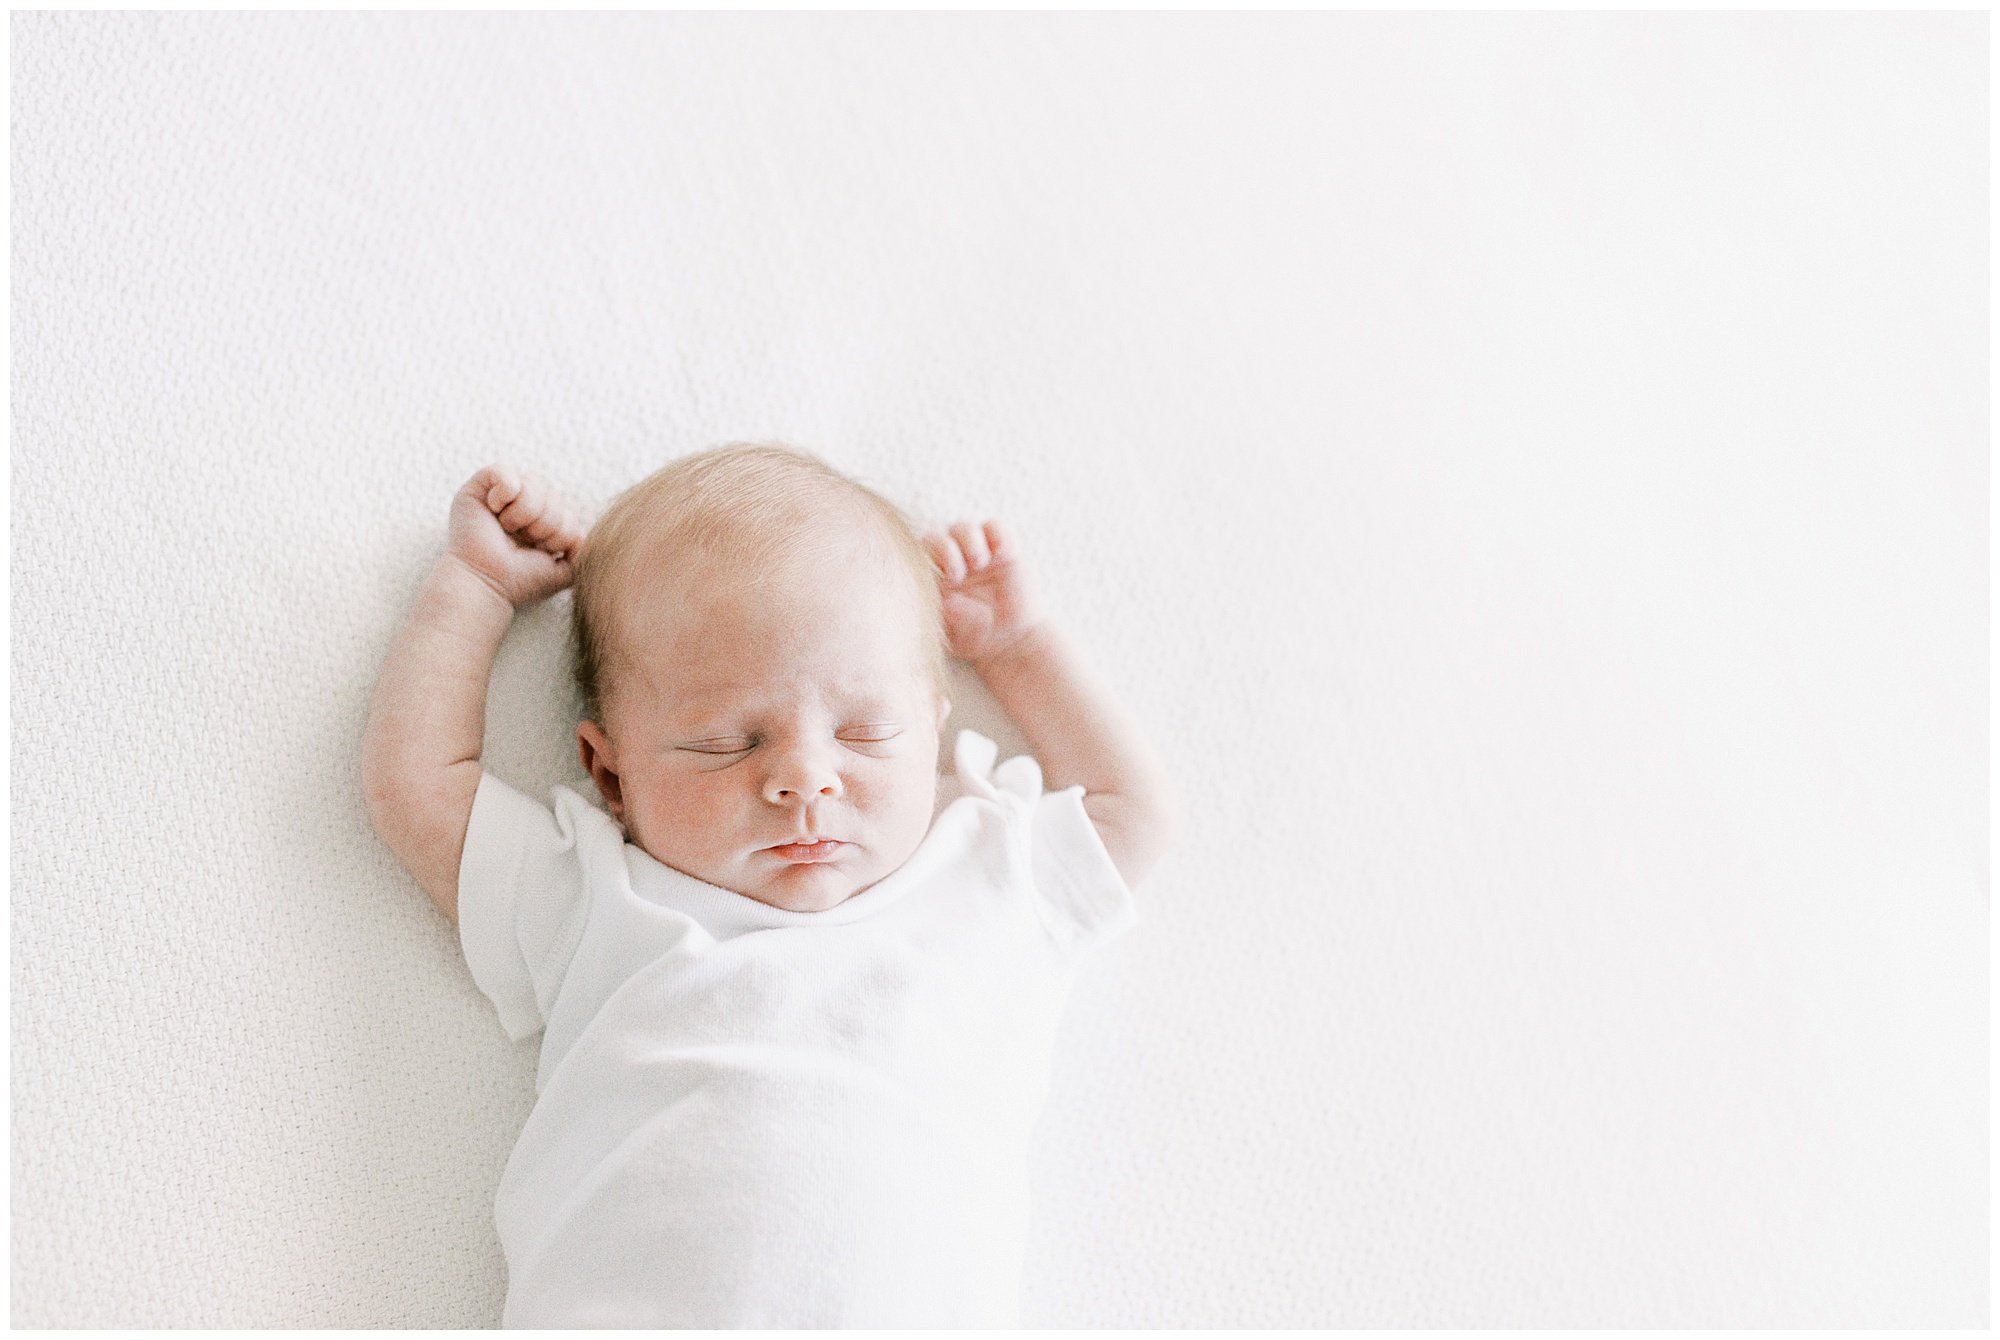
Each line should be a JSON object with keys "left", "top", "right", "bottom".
{"left": 767, "top": 778, "right": 839, "bottom": 804}
{"left": 762, "top": 751, "right": 844, "bottom": 806}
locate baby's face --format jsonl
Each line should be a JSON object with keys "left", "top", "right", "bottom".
{"left": 578, "top": 541, "right": 948, "bottom": 914}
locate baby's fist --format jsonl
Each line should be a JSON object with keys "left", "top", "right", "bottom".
{"left": 924, "top": 518, "right": 1046, "bottom": 667}
{"left": 447, "top": 466, "right": 584, "bottom": 608}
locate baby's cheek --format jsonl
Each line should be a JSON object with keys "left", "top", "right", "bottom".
{"left": 638, "top": 776, "right": 731, "bottom": 853}
{"left": 884, "top": 760, "right": 940, "bottom": 833}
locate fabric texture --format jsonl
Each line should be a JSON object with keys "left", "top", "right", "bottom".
{"left": 455, "top": 729, "right": 1133, "bottom": 1326}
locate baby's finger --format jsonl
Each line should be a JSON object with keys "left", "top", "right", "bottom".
{"left": 498, "top": 475, "right": 550, "bottom": 535}
{"left": 949, "top": 521, "right": 990, "bottom": 571}
{"left": 522, "top": 511, "right": 563, "bottom": 547}
{"left": 519, "top": 497, "right": 573, "bottom": 548}
{"left": 924, "top": 532, "right": 965, "bottom": 583}
{"left": 544, "top": 510, "right": 586, "bottom": 560}
{"left": 983, "top": 518, "right": 1017, "bottom": 563}
{"left": 481, "top": 466, "right": 525, "bottom": 514}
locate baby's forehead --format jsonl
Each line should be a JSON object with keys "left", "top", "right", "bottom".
{"left": 669, "top": 664, "right": 924, "bottom": 716}
{"left": 615, "top": 603, "right": 938, "bottom": 727}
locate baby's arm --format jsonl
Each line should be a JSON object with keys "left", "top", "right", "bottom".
{"left": 926, "top": 520, "right": 1178, "bottom": 889}
{"left": 362, "top": 467, "right": 584, "bottom": 925}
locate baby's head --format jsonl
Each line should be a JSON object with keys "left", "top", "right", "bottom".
{"left": 570, "top": 444, "right": 951, "bottom": 913}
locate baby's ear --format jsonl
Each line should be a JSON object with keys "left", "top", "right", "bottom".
{"left": 576, "top": 720, "right": 625, "bottom": 822}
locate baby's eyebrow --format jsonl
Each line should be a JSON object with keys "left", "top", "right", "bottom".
{"left": 674, "top": 683, "right": 909, "bottom": 717}
{"left": 679, "top": 707, "right": 905, "bottom": 730}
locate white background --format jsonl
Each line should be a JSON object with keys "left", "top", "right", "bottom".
{"left": 11, "top": 11, "right": 1985, "bottom": 1326}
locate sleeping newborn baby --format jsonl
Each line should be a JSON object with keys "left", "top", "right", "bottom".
{"left": 361, "top": 444, "right": 1175, "bottom": 1326}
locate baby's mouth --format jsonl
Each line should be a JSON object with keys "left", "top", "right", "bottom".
{"left": 765, "top": 840, "right": 846, "bottom": 864}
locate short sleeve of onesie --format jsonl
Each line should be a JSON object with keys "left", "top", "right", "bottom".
{"left": 455, "top": 773, "right": 606, "bottom": 1042}
{"left": 951, "top": 730, "right": 1138, "bottom": 956}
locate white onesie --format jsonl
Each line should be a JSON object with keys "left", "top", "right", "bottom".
{"left": 456, "top": 728, "right": 1137, "bottom": 1327}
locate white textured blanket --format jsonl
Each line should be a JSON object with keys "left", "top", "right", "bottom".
{"left": 12, "top": 12, "right": 1984, "bottom": 1327}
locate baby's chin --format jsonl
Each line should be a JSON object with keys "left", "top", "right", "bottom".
{"left": 739, "top": 867, "right": 861, "bottom": 913}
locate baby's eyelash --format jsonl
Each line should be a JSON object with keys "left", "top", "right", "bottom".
{"left": 678, "top": 729, "right": 901, "bottom": 755}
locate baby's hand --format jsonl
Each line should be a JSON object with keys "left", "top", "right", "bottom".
{"left": 446, "top": 466, "right": 584, "bottom": 608}
{"left": 924, "top": 519, "right": 1047, "bottom": 667}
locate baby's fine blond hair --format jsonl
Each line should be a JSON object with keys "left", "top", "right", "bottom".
{"left": 570, "top": 443, "right": 948, "bottom": 726}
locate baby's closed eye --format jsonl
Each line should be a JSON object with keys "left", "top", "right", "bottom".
{"left": 675, "top": 727, "right": 906, "bottom": 756}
